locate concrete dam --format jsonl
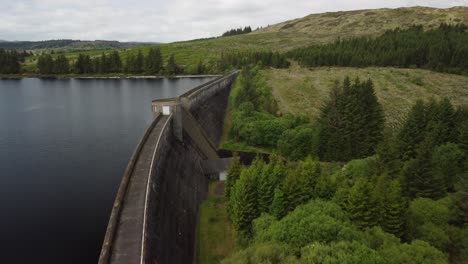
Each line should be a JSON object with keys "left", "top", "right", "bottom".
{"left": 99, "top": 71, "right": 238, "bottom": 264}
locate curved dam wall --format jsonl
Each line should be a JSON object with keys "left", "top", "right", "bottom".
{"left": 99, "top": 71, "right": 238, "bottom": 264}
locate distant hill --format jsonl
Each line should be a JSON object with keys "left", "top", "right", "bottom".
{"left": 248, "top": 6, "right": 468, "bottom": 50}
{"left": 122, "top": 6, "right": 468, "bottom": 67}
{"left": 0, "top": 39, "right": 158, "bottom": 51}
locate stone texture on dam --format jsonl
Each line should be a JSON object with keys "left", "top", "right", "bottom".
{"left": 99, "top": 71, "right": 238, "bottom": 264}
{"left": 191, "top": 87, "right": 231, "bottom": 147}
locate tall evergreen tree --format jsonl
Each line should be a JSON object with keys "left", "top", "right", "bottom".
{"left": 381, "top": 180, "right": 407, "bottom": 238}
{"left": 401, "top": 137, "right": 446, "bottom": 199}
{"left": 318, "top": 77, "right": 384, "bottom": 161}
{"left": 145, "top": 47, "right": 162, "bottom": 74}
{"left": 281, "top": 165, "right": 311, "bottom": 213}
{"left": 300, "top": 157, "right": 322, "bottom": 200}
{"left": 431, "top": 143, "right": 465, "bottom": 192}
{"left": 0, "top": 49, "right": 21, "bottom": 74}
{"left": 37, "top": 54, "right": 54, "bottom": 74}
{"left": 459, "top": 121, "right": 468, "bottom": 154}
{"left": 270, "top": 188, "right": 286, "bottom": 219}
{"left": 165, "top": 54, "right": 179, "bottom": 75}
{"left": 74, "top": 54, "right": 93, "bottom": 74}
{"left": 346, "top": 178, "right": 378, "bottom": 229}
{"left": 257, "top": 159, "right": 277, "bottom": 213}
{"left": 135, "top": 50, "right": 144, "bottom": 73}
{"left": 398, "top": 100, "right": 428, "bottom": 161}
{"left": 54, "top": 55, "right": 69, "bottom": 74}
{"left": 230, "top": 168, "right": 260, "bottom": 235}
{"left": 109, "top": 51, "right": 122, "bottom": 73}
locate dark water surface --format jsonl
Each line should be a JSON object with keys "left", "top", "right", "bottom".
{"left": 0, "top": 77, "right": 213, "bottom": 263}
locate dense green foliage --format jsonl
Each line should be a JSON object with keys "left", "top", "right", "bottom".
{"left": 34, "top": 47, "right": 177, "bottom": 75}
{"left": 37, "top": 54, "right": 69, "bottom": 74}
{"left": 223, "top": 66, "right": 467, "bottom": 263}
{"left": 396, "top": 98, "right": 467, "bottom": 199}
{"left": 222, "top": 26, "right": 252, "bottom": 37}
{"left": 226, "top": 66, "right": 319, "bottom": 158}
{"left": 226, "top": 68, "right": 385, "bottom": 162}
{"left": 0, "top": 49, "right": 28, "bottom": 73}
{"left": 220, "top": 51, "right": 290, "bottom": 71}
{"left": 289, "top": 24, "right": 468, "bottom": 75}
{"left": 317, "top": 77, "right": 385, "bottom": 161}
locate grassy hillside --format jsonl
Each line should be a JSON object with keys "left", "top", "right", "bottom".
{"left": 263, "top": 64, "right": 468, "bottom": 129}
{"left": 120, "top": 7, "right": 468, "bottom": 67}
{"left": 21, "top": 6, "right": 468, "bottom": 73}
{"left": 254, "top": 6, "right": 468, "bottom": 49}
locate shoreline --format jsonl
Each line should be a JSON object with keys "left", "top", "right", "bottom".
{"left": 0, "top": 74, "right": 222, "bottom": 80}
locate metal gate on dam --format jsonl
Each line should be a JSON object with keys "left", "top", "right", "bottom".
{"left": 99, "top": 71, "right": 238, "bottom": 264}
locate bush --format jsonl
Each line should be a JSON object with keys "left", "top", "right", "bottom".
{"left": 300, "top": 241, "right": 383, "bottom": 264}
{"left": 221, "top": 242, "right": 295, "bottom": 264}
{"left": 254, "top": 200, "right": 361, "bottom": 252}
{"left": 277, "top": 125, "right": 319, "bottom": 161}
{"left": 378, "top": 240, "right": 447, "bottom": 264}
{"left": 240, "top": 119, "right": 286, "bottom": 147}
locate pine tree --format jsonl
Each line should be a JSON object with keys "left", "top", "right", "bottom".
{"left": 459, "top": 121, "right": 468, "bottom": 154}
{"left": 427, "top": 97, "right": 456, "bottom": 146}
{"left": 299, "top": 157, "right": 321, "bottom": 200}
{"left": 230, "top": 168, "right": 259, "bottom": 234}
{"left": 165, "top": 54, "right": 178, "bottom": 75}
{"left": 281, "top": 165, "right": 310, "bottom": 213}
{"left": 225, "top": 157, "right": 242, "bottom": 200}
{"left": 398, "top": 100, "right": 428, "bottom": 161}
{"left": 124, "top": 54, "right": 135, "bottom": 73}
{"left": 135, "top": 50, "right": 144, "bottom": 73}
{"left": 109, "top": 51, "right": 122, "bottom": 73}
{"left": 99, "top": 53, "right": 108, "bottom": 73}
{"left": 270, "top": 188, "right": 286, "bottom": 219}
{"left": 346, "top": 178, "right": 377, "bottom": 229}
{"left": 37, "top": 54, "right": 54, "bottom": 74}
{"left": 271, "top": 159, "right": 287, "bottom": 187}
{"left": 401, "top": 138, "right": 445, "bottom": 199}
{"left": 381, "top": 180, "right": 407, "bottom": 238}
{"left": 54, "top": 55, "right": 69, "bottom": 74}
{"left": 318, "top": 77, "right": 383, "bottom": 161}
{"left": 257, "top": 159, "right": 276, "bottom": 213}
{"left": 74, "top": 54, "right": 93, "bottom": 74}
{"left": 431, "top": 143, "right": 465, "bottom": 192}
{"left": 145, "top": 47, "right": 162, "bottom": 74}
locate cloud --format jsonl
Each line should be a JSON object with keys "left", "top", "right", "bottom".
{"left": 0, "top": 0, "right": 466, "bottom": 42}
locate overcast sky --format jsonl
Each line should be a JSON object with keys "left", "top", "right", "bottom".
{"left": 0, "top": 0, "right": 467, "bottom": 42}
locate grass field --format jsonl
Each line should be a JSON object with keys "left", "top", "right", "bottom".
{"left": 196, "top": 181, "right": 236, "bottom": 264}
{"left": 263, "top": 65, "right": 468, "bottom": 129}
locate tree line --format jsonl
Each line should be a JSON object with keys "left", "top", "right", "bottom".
{"left": 219, "top": 51, "right": 290, "bottom": 71}
{"left": 222, "top": 26, "right": 252, "bottom": 37}
{"left": 36, "top": 48, "right": 183, "bottom": 75}
{"left": 288, "top": 23, "right": 468, "bottom": 75}
{"left": 0, "top": 49, "right": 30, "bottom": 74}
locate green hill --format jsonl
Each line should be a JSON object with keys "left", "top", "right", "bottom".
{"left": 22, "top": 6, "right": 468, "bottom": 72}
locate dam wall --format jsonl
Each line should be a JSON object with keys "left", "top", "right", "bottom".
{"left": 99, "top": 71, "right": 238, "bottom": 264}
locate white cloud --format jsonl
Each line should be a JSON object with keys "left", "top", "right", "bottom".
{"left": 0, "top": 0, "right": 466, "bottom": 42}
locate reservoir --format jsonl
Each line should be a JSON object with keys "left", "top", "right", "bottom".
{"left": 0, "top": 77, "right": 214, "bottom": 263}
